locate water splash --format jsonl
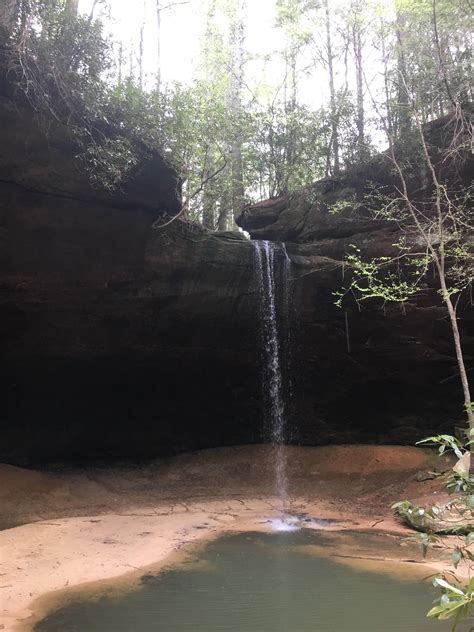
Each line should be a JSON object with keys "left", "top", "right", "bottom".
{"left": 253, "top": 240, "right": 291, "bottom": 513}
{"left": 264, "top": 516, "right": 300, "bottom": 532}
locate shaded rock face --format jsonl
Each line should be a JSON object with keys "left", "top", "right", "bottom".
{"left": 1, "top": 219, "right": 260, "bottom": 463}
{"left": 1, "top": 98, "right": 472, "bottom": 464}
{"left": 0, "top": 96, "right": 181, "bottom": 215}
{"left": 0, "top": 92, "right": 259, "bottom": 463}
{"left": 236, "top": 112, "right": 473, "bottom": 247}
{"left": 237, "top": 121, "right": 474, "bottom": 448}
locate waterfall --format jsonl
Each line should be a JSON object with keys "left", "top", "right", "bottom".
{"left": 253, "top": 240, "right": 291, "bottom": 513}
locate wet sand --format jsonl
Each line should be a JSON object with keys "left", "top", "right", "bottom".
{"left": 0, "top": 445, "right": 464, "bottom": 631}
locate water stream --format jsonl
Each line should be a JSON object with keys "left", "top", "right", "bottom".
{"left": 253, "top": 240, "right": 291, "bottom": 515}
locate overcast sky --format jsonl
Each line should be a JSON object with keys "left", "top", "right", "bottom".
{"left": 78, "top": 1, "right": 281, "bottom": 87}
{"left": 77, "top": 0, "right": 389, "bottom": 138}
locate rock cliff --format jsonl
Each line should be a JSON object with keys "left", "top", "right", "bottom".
{"left": 1, "top": 93, "right": 472, "bottom": 463}
{"left": 237, "top": 115, "right": 473, "bottom": 447}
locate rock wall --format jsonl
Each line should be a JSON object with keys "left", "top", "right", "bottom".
{"left": 0, "top": 90, "right": 261, "bottom": 463}
{"left": 237, "top": 119, "right": 474, "bottom": 448}
{"left": 1, "top": 95, "right": 472, "bottom": 464}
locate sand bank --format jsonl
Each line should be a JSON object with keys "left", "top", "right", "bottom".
{"left": 0, "top": 445, "right": 461, "bottom": 631}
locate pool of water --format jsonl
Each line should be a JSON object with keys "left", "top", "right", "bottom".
{"left": 36, "top": 530, "right": 460, "bottom": 632}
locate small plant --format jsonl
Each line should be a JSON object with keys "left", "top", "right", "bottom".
{"left": 427, "top": 577, "right": 474, "bottom": 630}
{"left": 417, "top": 434, "right": 474, "bottom": 495}
{"left": 393, "top": 434, "right": 474, "bottom": 630}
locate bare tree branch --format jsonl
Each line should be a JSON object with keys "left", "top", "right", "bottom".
{"left": 152, "top": 159, "right": 228, "bottom": 229}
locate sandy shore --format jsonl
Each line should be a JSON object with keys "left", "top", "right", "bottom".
{"left": 0, "top": 445, "right": 462, "bottom": 631}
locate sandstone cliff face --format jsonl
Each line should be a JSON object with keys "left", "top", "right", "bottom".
{"left": 236, "top": 121, "right": 474, "bottom": 448}
{"left": 0, "top": 87, "right": 264, "bottom": 463}
{"left": 1, "top": 95, "right": 472, "bottom": 463}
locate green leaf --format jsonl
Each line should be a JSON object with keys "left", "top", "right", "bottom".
{"left": 433, "top": 578, "right": 465, "bottom": 596}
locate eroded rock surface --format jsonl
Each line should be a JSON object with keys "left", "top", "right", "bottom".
{"left": 1, "top": 94, "right": 472, "bottom": 463}
{"left": 236, "top": 115, "right": 473, "bottom": 448}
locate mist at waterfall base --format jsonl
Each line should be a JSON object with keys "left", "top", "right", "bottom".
{"left": 253, "top": 240, "right": 295, "bottom": 530}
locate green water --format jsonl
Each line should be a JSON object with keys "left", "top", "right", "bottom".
{"left": 36, "top": 530, "right": 461, "bottom": 632}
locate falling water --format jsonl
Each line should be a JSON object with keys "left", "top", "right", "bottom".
{"left": 253, "top": 240, "right": 291, "bottom": 515}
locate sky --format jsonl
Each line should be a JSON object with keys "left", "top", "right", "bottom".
{"left": 77, "top": 0, "right": 389, "bottom": 144}
{"left": 78, "top": 0, "right": 281, "bottom": 89}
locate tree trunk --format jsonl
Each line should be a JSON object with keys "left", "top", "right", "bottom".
{"left": 323, "top": 0, "right": 339, "bottom": 175}
{"left": 117, "top": 42, "right": 124, "bottom": 86}
{"left": 353, "top": 22, "right": 364, "bottom": 157}
{"left": 202, "top": 202, "right": 215, "bottom": 230}
{"left": 65, "top": 0, "right": 79, "bottom": 17}
{"left": 156, "top": 0, "right": 162, "bottom": 92}
{"left": 283, "top": 44, "right": 298, "bottom": 191}
{"left": 139, "top": 0, "right": 146, "bottom": 89}
{"left": 379, "top": 19, "right": 393, "bottom": 137}
{"left": 228, "top": 0, "right": 246, "bottom": 224}
{"left": 395, "top": 10, "right": 411, "bottom": 137}
{"left": 440, "top": 277, "right": 474, "bottom": 473}
{"left": 432, "top": 0, "right": 456, "bottom": 109}
{"left": 0, "top": 0, "right": 19, "bottom": 37}
{"left": 129, "top": 41, "right": 135, "bottom": 79}
{"left": 217, "top": 189, "right": 230, "bottom": 231}
{"left": 202, "top": 156, "right": 216, "bottom": 230}
{"left": 231, "top": 141, "right": 245, "bottom": 224}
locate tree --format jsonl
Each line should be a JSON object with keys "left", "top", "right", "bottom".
{"left": 322, "top": 0, "right": 340, "bottom": 175}
{"left": 337, "top": 107, "right": 473, "bottom": 462}
{"left": 381, "top": 0, "right": 472, "bottom": 132}
{"left": 394, "top": 6, "right": 411, "bottom": 137}
{"left": 227, "top": 0, "right": 246, "bottom": 225}
{"left": 155, "top": 0, "right": 162, "bottom": 91}
{"left": 65, "top": 0, "right": 78, "bottom": 17}
{"left": 139, "top": 0, "right": 146, "bottom": 89}
{"left": 244, "top": 102, "right": 328, "bottom": 198}
{"left": 274, "top": 0, "right": 317, "bottom": 192}
{"left": 345, "top": 0, "right": 367, "bottom": 160}
{"left": 376, "top": 14, "right": 394, "bottom": 137}
{"left": 368, "top": 1, "right": 473, "bottom": 441}
{"left": 301, "top": 0, "right": 356, "bottom": 174}
{"left": 0, "top": 0, "right": 19, "bottom": 38}
{"left": 198, "top": 0, "right": 235, "bottom": 229}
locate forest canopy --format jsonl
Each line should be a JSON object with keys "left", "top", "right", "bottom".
{"left": 0, "top": 0, "right": 472, "bottom": 228}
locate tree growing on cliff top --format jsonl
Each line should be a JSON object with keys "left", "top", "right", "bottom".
{"left": 334, "top": 27, "right": 473, "bottom": 624}
{"left": 336, "top": 0, "right": 473, "bottom": 460}
{"left": 2, "top": 0, "right": 471, "bottom": 224}
{"left": 337, "top": 110, "right": 473, "bottom": 436}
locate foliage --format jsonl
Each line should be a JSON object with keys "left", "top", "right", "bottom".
{"left": 2, "top": 0, "right": 471, "bottom": 222}
{"left": 8, "top": 3, "right": 111, "bottom": 118}
{"left": 2, "top": 2, "right": 134, "bottom": 190}
{"left": 393, "top": 434, "right": 474, "bottom": 629}
{"left": 391, "top": 0, "right": 473, "bottom": 121}
{"left": 417, "top": 435, "right": 467, "bottom": 460}
{"left": 78, "top": 136, "right": 139, "bottom": 192}
{"left": 0, "top": 1, "right": 473, "bottom": 628}
{"left": 427, "top": 577, "right": 474, "bottom": 630}
{"left": 394, "top": 495, "right": 474, "bottom": 630}
{"left": 335, "top": 167, "right": 473, "bottom": 304}
{"left": 245, "top": 103, "right": 329, "bottom": 198}
{"left": 334, "top": 245, "right": 422, "bottom": 307}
